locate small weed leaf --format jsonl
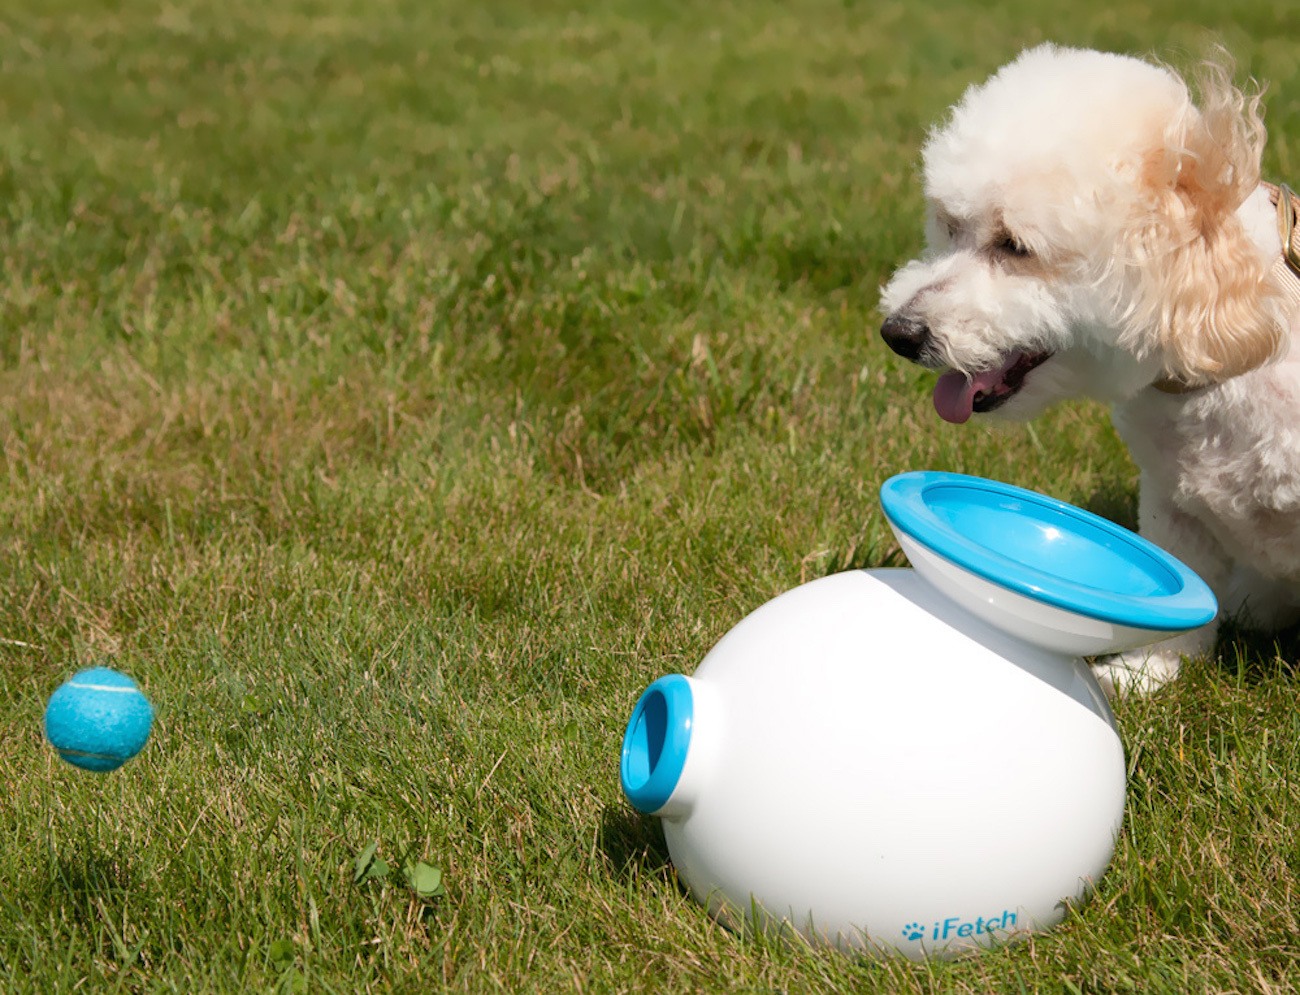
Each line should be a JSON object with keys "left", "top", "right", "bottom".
{"left": 402, "top": 861, "right": 444, "bottom": 899}
{"left": 352, "top": 841, "right": 380, "bottom": 883}
{"left": 268, "top": 938, "right": 296, "bottom": 967}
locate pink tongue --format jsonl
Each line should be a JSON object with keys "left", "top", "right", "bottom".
{"left": 932, "top": 356, "right": 1021, "bottom": 424}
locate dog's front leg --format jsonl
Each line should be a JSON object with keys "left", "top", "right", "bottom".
{"left": 1090, "top": 481, "right": 1227, "bottom": 697}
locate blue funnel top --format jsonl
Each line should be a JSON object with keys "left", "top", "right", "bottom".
{"left": 880, "top": 471, "right": 1217, "bottom": 631}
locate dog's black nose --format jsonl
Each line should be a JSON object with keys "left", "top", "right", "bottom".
{"left": 880, "top": 313, "right": 931, "bottom": 362}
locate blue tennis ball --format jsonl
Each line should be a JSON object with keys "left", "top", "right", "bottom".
{"left": 44, "top": 667, "right": 154, "bottom": 772}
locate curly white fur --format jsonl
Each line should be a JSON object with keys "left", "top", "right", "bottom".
{"left": 880, "top": 45, "right": 1300, "bottom": 696}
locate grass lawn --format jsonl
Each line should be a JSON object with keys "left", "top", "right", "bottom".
{"left": 3, "top": 0, "right": 1299, "bottom": 991}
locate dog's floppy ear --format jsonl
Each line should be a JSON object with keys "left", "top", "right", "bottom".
{"left": 1124, "top": 59, "right": 1287, "bottom": 385}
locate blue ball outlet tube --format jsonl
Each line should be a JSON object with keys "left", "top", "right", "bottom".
{"left": 620, "top": 674, "right": 694, "bottom": 815}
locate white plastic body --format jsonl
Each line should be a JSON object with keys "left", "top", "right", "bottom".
{"left": 656, "top": 569, "right": 1126, "bottom": 960}
{"left": 894, "top": 531, "right": 1164, "bottom": 656}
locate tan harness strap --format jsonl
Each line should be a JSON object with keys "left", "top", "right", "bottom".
{"left": 1264, "top": 181, "right": 1300, "bottom": 313}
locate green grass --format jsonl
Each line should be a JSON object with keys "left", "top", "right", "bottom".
{"left": 3, "top": 0, "right": 1299, "bottom": 990}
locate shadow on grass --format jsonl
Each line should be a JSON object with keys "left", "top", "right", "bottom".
{"left": 1213, "top": 619, "right": 1300, "bottom": 684}
{"left": 599, "top": 804, "right": 673, "bottom": 882}
{"left": 48, "top": 849, "right": 138, "bottom": 899}
{"left": 1080, "top": 480, "right": 1139, "bottom": 532}
{"left": 24, "top": 848, "right": 144, "bottom": 947}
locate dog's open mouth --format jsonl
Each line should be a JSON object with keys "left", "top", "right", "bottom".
{"left": 932, "top": 351, "right": 1051, "bottom": 424}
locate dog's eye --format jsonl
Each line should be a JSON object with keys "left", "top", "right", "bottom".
{"left": 995, "top": 232, "right": 1031, "bottom": 258}
{"left": 932, "top": 210, "right": 961, "bottom": 242}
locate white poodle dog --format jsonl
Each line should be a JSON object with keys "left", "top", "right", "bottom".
{"left": 879, "top": 44, "right": 1300, "bottom": 695}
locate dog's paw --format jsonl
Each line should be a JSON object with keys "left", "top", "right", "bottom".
{"left": 1086, "top": 621, "right": 1216, "bottom": 697}
{"left": 1089, "top": 624, "right": 1216, "bottom": 699}
{"left": 1090, "top": 649, "right": 1183, "bottom": 698}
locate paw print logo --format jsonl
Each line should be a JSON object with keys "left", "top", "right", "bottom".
{"left": 902, "top": 922, "right": 925, "bottom": 941}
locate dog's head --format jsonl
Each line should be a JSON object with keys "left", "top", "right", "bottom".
{"left": 879, "top": 44, "right": 1288, "bottom": 423}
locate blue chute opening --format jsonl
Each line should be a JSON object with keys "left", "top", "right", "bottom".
{"left": 620, "top": 675, "right": 693, "bottom": 814}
